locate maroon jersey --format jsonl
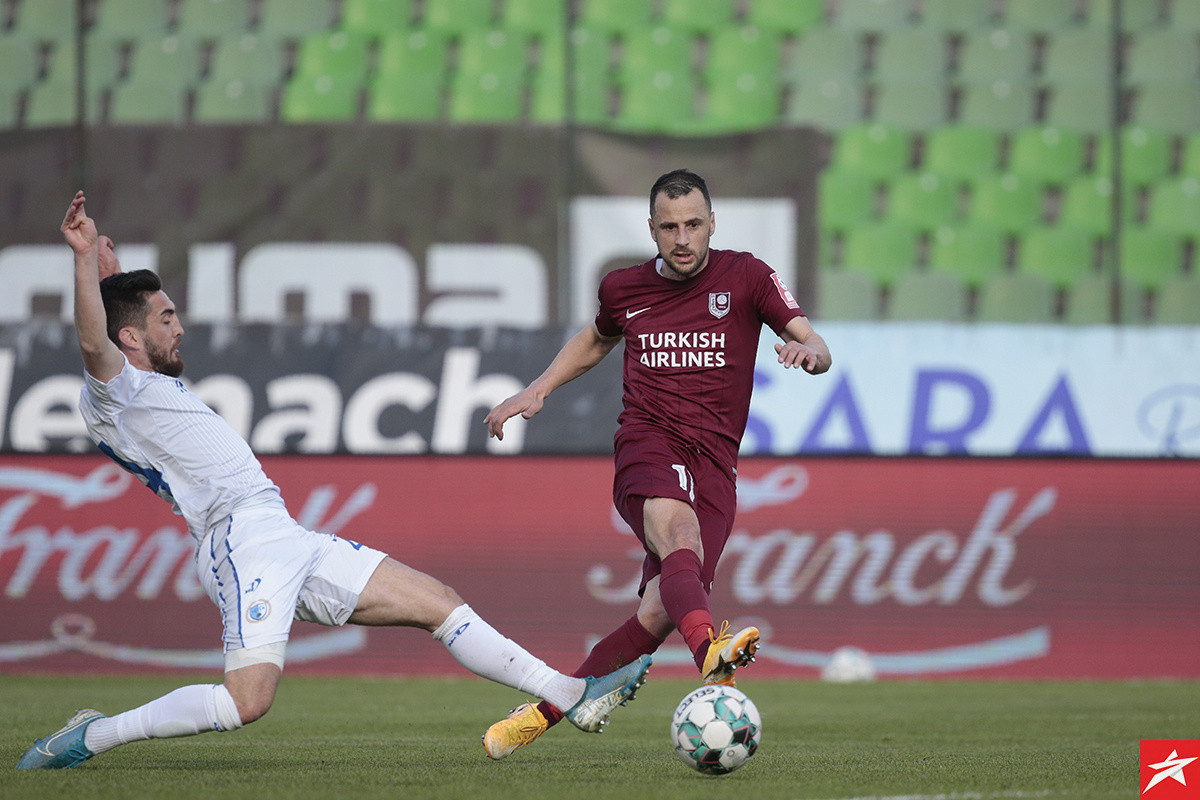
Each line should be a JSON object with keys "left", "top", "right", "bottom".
{"left": 594, "top": 248, "right": 804, "bottom": 474}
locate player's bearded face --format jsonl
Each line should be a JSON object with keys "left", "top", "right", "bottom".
{"left": 651, "top": 189, "right": 714, "bottom": 281}
{"left": 145, "top": 336, "right": 184, "bottom": 377}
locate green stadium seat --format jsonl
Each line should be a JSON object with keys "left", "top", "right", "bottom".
{"left": 1146, "top": 177, "right": 1200, "bottom": 240}
{"left": 1058, "top": 175, "right": 1134, "bottom": 235}
{"left": 1093, "top": 127, "right": 1173, "bottom": 186}
{"left": 1183, "top": 133, "right": 1200, "bottom": 179}
{"left": 817, "top": 268, "right": 878, "bottom": 321}
{"left": 1041, "top": 29, "right": 1113, "bottom": 86}
{"left": 500, "top": 0, "right": 566, "bottom": 38}
{"left": 457, "top": 29, "right": 527, "bottom": 79}
{"left": 108, "top": 79, "right": 188, "bottom": 124}
{"left": 705, "top": 26, "right": 782, "bottom": 85}
{"left": 967, "top": 172, "right": 1044, "bottom": 233}
{"left": 420, "top": 0, "right": 494, "bottom": 36}
{"left": 293, "top": 32, "right": 372, "bottom": 82}
{"left": 660, "top": 0, "right": 737, "bottom": 35}
{"left": 831, "top": 124, "right": 911, "bottom": 180}
{"left": 832, "top": 0, "right": 913, "bottom": 32}
{"left": 1018, "top": 225, "right": 1099, "bottom": 289}
{"left": 23, "top": 79, "right": 101, "bottom": 127}
{"left": 42, "top": 38, "right": 122, "bottom": 88}
{"left": 818, "top": 168, "right": 879, "bottom": 233}
{"left": 745, "top": 0, "right": 826, "bottom": 36}
{"left": 618, "top": 27, "right": 691, "bottom": 88}
{"left": 177, "top": 0, "right": 251, "bottom": 39}
{"left": 207, "top": 34, "right": 285, "bottom": 85}
{"left": 257, "top": 0, "right": 335, "bottom": 40}
{"left": 1083, "top": 0, "right": 1164, "bottom": 30}
{"left": 615, "top": 69, "right": 697, "bottom": 134}
{"left": 976, "top": 272, "right": 1055, "bottom": 323}
{"left": 956, "top": 81, "right": 1035, "bottom": 130}
{"left": 0, "top": 88, "right": 17, "bottom": 128}
{"left": 1007, "top": 126, "right": 1086, "bottom": 186}
{"left": 11, "top": 0, "right": 76, "bottom": 42}
{"left": 888, "top": 270, "right": 968, "bottom": 321}
{"left": 841, "top": 222, "right": 920, "bottom": 288}
{"left": 126, "top": 35, "right": 203, "bottom": 90}
{"left": 340, "top": 0, "right": 415, "bottom": 37}
{"left": 376, "top": 30, "right": 449, "bottom": 80}
{"left": 1131, "top": 84, "right": 1200, "bottom": 135}
{"left": 787, "top": 30, "right": 864, "bottom": 83}
{"left": 918, "top": 0, "right": 995, "bottom": 31}
{"left": 530, "top": 29, "right": 610, "bottom": 125}
{"left": 886, "top": 172, "right": 960, "bottom": 231}
{"left": 91, "top": 0, "right": 171, "bottom": 42}
{"left": 698, "top": 71, "right": 781, "bottom": 134}
{"left": 871, "top": 29, "right": 949, "bottom": 84}
{"left": 448, "top": 66, "right": 524, "bottom": 122}
{"left": 1153, "top": 275, "right": 1200, "bottom": 324}
{"left": 929, "top": 223, "right": 1007, "bottom": 288}
{"left": 193, "top": 77, "right": 274, "bottom": 122}
{"left": 1118, "top": 228, "right": 1186, "bottom": 291}
{"left": 366, "top": 70, "right": 443, "bottom": 121}
{"left": 279, "top": 73, "right": 361, "bottom": 121}
{"left": 1125, "top": 31, "right": 1200, "bottom": 84}
{"left": 577, "top": 0, "right": 654, "bottom": 35}
{"left": 1063, "top": 275, "right": 1144, "bottom": 325}
{"left": 922, "top": 126, "right": 1002, "bottom": 182}
{"left": 0, "top": 35, "right": 38, "bottom": 92}
{"left": 1042, "top": 84, "right": 1114, "bottom": 133}
{"left": 1004, "top": 0, "right": 1077, "bottom": 31}
{"left": 956, "top": 29, "right": 1034, "bottom": 83}
{"left": 872, "top": 82, "right": 950, "bottom": 131}
{"left": 784, "top": 78, "right": 865, "bottom": 130}
{"left": 1172, "top": 0, "right": 1200, "bottom": 32}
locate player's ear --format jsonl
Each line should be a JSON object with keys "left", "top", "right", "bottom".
{"left": 117, "top": 326, "right": 140, "bottom": 351}
{"left": 709, "top": 212, "right": 716, "bottom": 236}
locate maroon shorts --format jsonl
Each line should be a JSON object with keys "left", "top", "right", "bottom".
{"left": 612, "top": 430, "right": 737, "bottom": 596}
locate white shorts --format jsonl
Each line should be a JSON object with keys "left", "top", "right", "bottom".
{"left": 197, "top": 505, "right": 387, "bottom": 652}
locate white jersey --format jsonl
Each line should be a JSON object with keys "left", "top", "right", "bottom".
{"left": 79, "top": 356, "right": 283, "bottom": 543}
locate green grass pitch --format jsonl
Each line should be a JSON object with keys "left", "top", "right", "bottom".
{"left": 3, "top": 674, "right": 1196, "bottom": 800}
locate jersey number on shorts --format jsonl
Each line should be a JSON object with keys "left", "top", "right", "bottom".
{"left": 672, "top": 464, "right": 696, "bottom": 502}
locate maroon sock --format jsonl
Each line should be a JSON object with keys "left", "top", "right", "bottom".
{"left": 538, "top": 615, "right": 664, "bottom": 727}
{"left": 659, "top": 549, "right": 715, "bottom": 670}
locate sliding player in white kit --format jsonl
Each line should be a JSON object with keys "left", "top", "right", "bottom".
{"left": 16, "top": 191, "right": 651, "bottom": 770}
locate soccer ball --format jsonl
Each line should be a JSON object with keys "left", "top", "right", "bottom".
{"left": 671, "top": 685, "right": 761, "bottom": 774}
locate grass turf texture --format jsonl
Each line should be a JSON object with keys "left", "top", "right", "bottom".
{"left": 3, "top": 675, "right": 1196, "bottom": 800}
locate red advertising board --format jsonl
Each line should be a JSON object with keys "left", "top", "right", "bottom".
{"left": 0, "top": 455, "right": 1197, "bottom": 679}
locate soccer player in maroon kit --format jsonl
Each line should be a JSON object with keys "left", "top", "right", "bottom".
{"left": 481, "top": 170, "right": 831, "bottom": 759}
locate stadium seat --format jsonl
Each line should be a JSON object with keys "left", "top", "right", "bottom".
{"left": 448, "top": 68, "right": 524, "bottom": 123}
{"left": 125, "top": 35, "right": 203, "bottom": 90}
{"left": 207, "top": 34, "right": 285, "bottom": 86}
{"left": 193, "top": 77, "right": 274, "bottom": 122}
{"left": 817, "top": 268, "right": 878, "bottom": 320}
{"left": 872, "top": 82, "right": 950, "bottom": 131}
{"left": 340, "top": 0, "right": 414, "bottom": 37}
{"left": 1003, "top": 0, "right": 1077, "bottom": 31}
{"left": 420, "top": 0, "right": 494, "bottom": 36}
{"left": 787, "top": 30, "right": 864, "bottom": 83}
{"left": 1041, "top": 29, "right": 1113, "bottom": 86}
{"left": 1042, "top": 84, "right": 1114, "bottom": 133}
{"left": 1092, "top": 127, "right": 1173, "bottom": 187}
{"left": 500, "top": 0, "right": 566, "bottom": 38}
{"left": 1118, "top": 228, "right": 1186, "bottom": 292}
{"left": 0, "top": 35, "right": 38, "bottom": 92}
{"left": 922, "top": 126, "right": 1002, "bottom": 183}
{"left": 375, "top": 30, "right": 449, "bottom": 81}
{"left": 956, "top": 81, "right": 1035, "bottom": 131}
{"left": 818, "top": 168, "right": 880, "bottom": 233}
{"left": 530, "top": 29, "right": 610, "bottom": 125}
{"left": 1017, "top": 226, "right": 1099, "bottom": 290}
{"left": 177, "top": 0, "right": 251, "bottom": 39}
{"left": 832, "top": 0, "right": 913, "bottom": 31}
{"left": 279, "top": 73, "right": 361, "bottom": 122}
{"left": 1153, "top": 275, "right": 1200, "bottom": 324}
{"left": 745, "top": 0, "right": 826, "bottom": 36}
{"left": 698, "top": 71, "right": 782, "bottom": 134}
{"left": 577, "top": 0, "right": 654, "bottom": 35}
{"left": 1145, "top": 177, "right": 1200, "bottom": 240}
{"left": 293, "top": 32, "right": 371, "bottom": 83}
{"left": 967, "top": 172, "right": 1044, "bottom": 233}
{"left": 918, "top": 0, "right": 995, "bottom": 31}
{"left": 1083, "top": 0, "right": 1164, "bottom": 30}
{"left": 955, "top": 29, "right": 1034, "bottom": 84}
{"left": 11, "top": 0, "right": 76, "bottom": 42}
{"left": 1062, "top": 275, "right": 1144, "bottom": 325}
{"left": 615, "top": 69, "right": 697, "bottom": 134}
{"left": 1131, "top": 84, "right": 1200, "bottom": 135}
{"left": 257, "top": 0, "right": 335, "bottom": 40}
{"left": 108, "top": 80, "right": 189, "bottom": 124}
{"left": 886, "top": 172, "right": 960, "bottom": 231}
{"left": 832, "top": 124, "right": 911, "bottom": 180}
{"left": 366, "top": 70, "right": 443, "bottom": 121}
{"left": 90, "top": 0, "right": 171, "bottom": 42}
{"left": 1058, "top": 176, "right": 1135, "bottom": 235}
{"left": 784, "top": 78, "right": 865, "bottom": 130}
{"left": 1125, "top": 31, "right": 1200, "bottom": 84}
{"left": 1183, "top": 133, "right": 1200, "bottom": 179}
{"left": 975, "top": 272, "right": 1056, "bottom": 323}
{"left": 457, "top": 29, "right": 527, "bottom": 79}
{"left": 1007, "top": 126, "right": 1086, "bottom": 187}
{"left": 705, "top": 26, "right": 781, "bottom": 86}
{"left": 42, "top": 38, "right": 122, "bottom": 89}
{"left": 841, "top": 222, "right": 920, "bottom": 288}
{"left": 23, "top": 79, "right": 101, "bottom": 127}
{"left": 887, "top": 270, "right": 968, "bottom": 321}
{"left": 0, "top": 88, "right": 17, "bottom": 128}
{"left": 929, "top": 223, "right": 1008, "bottom": 288}
{"left": 660, "top": 0, "right": 737, "bottom": 35}
{"left": 1171, "top": 0, "right": 1200, "bottom": 32}
{"left": 871, "top": 29, "right": 949, "bottom": 84}
{"left": 618, "top": 27, "right": 691, "bottom": 88}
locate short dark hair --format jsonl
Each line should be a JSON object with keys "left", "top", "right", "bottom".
{"left": 650, "top": 169, "right": 711, "bottom": 216}
{"left": 99, "top": 269, "right": 162, "bottom": 346}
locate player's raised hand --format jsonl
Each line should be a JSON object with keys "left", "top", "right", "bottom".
{"left": 484, "top": 388, "right": 544, "bottom": 440}
{"left": 61, "top": 191, "right": 98, "bottom": 255}
{"left": 775, "top": 340, "right": 821, "bottom": 373}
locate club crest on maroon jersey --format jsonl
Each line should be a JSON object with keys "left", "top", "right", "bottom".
{"left": 709, "top": 292, "right": 731, "bottom": 318}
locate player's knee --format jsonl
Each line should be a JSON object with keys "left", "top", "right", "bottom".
{"left": 235, "top": 693, "right": 274, "bottom": 725}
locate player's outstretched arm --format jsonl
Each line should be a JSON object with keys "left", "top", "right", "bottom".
{"left": 64, "top": 192, "right": 125, "bottom": 383}
{"left": 775, "top": 316, "right": 832, "bottom": 374}
{"left": 485, "top": 322, "right": 621, "bottom": 440}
